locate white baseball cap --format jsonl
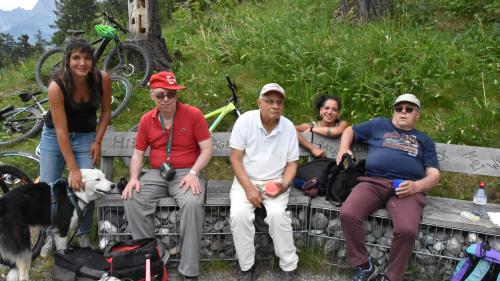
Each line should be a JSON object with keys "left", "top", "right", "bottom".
{"left": 394, "top": 93, "right": 420, "bottom": 108}
{"left": 259, "top": 83, "right": 285, "bottom": 98}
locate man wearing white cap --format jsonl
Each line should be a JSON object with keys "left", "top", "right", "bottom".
{"left": 229, "top": 83, "right": 299, "bottom": 281}
{"left": 336, "top": 93, "right": 440, "bottom": 281}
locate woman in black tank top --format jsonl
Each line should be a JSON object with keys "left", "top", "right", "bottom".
{"left": 295, "top": 95, "right": 349, "bottom": 158}
{"left": 38, "top": 38, "right": 112, "bottom": 251}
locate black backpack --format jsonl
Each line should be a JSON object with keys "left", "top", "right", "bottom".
{"left": 295, "top": 158, "right": 337, "bottom": 195}
{"left": 326, "top": 153, "right": 365, "bottom": 206}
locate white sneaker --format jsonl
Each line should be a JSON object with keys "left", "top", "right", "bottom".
{"left": 40, "top": 235, "right": 54, "bottom": 258}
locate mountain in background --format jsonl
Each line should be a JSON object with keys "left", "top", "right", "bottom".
{"left": 0, "top": 0, "right": 56, "bottom": 43}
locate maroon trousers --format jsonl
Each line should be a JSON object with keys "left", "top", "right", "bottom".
{"left": 339, "top": 176, "right": 427, "bottom": 281}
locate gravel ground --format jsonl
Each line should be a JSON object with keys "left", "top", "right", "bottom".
{"left": 2, "top": 261, "right": 351, "bottom": 281}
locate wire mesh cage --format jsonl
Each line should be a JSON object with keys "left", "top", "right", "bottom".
{"left": 307, "top": 197, "right": 500, "bottom": 281}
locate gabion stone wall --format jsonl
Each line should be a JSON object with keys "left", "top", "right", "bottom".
{"left": 97, "top": 198, "right": 309, "bottom": 262}
{"left": 308, "top": 204, "right": 500, "bottom": 281}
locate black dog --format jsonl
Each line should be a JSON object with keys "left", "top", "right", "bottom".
{"left": 0, "top": 168, "right": 114, "bottom": 281}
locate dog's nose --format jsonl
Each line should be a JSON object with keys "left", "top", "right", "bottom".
{"left": 110, "top": 183, "right": 116, "bottom": 189}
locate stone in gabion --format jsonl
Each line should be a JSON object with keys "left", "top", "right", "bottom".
{"left": 103, "top": 210, "right": 125, "bottom": 227}
{"left": 445, "top": 236, "right": 462, "bottom": 256}
{"left": 383, "top": 226, "right": 393, "bottom": 239}
{"left": 365, "top": 234, "right": 376, "bottom": 244}
{"left": 379, "top": 236, "right": 391, "bottom": 247}
{"left": 372, "top": 224, "right": 385, "bottom": 239}
{"left": 420, "top": 234, "right": 435, "bottom": 247}
{"left": 201, "top": 239, "right": 211, "bottom": 248}
{"left": 363, "top": 220, "right": 373, "bottom": 233}
{"left": 157, "top": 227, "right": 170, "bottom": 235}
{"left": 168, "top": 210, "right": 179, "bottom": 224}
{"left": 489, "top": 237, "right": 500, "bottom": 251}
{"left": 204, "top": 215, "right": 218, "bottom": 224}
{"left": 99, "top": 220, "right": 118, "bottom": 234}
{"left": 325, "top": 219, "right": 342, "bottom": 235}
{"left": 323, "top": 239, "right": 342, "bottom": 255}
{"left": 210, "top": 240, "right": 224, "bottom": 252}
{"left": 432, "top": 241, "right": 445, "bottom": 253}
{"left": 369, "top": 247, "right": 385, "bottom": 260}
{"left": 310, "top": 229, "right": 323, "bottom": 235}
{"left": 311, "top": 236, "right": 326, "bottom": 248}
{"left": 298, "top": 209, "right": 307, "bottom": 222}
{"left": 213, "top": 221, "right": 225, "bottom": 231}
{"left": 224, "top": 247, "right": 235, "bottom": 257}
{"left": 415, "top": 248, "right": 434, "bottom": 265}
{"left": 157, "top": 210, "right": 170, "bottom": 221}
{"left": 311, "top": 212, "right": 328, "bottom": 230}
{"left": 332, "top": 230, "right": 344, "bottom": 239}
{"left": 338, "top": 248, "right": 347, "bottom": 259}
{"left": 291, "top": 217, "right": 301, "bottom": 230}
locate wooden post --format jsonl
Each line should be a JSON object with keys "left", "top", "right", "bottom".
{"left": 127, "top": 0, "right": 173, "bottom": 71}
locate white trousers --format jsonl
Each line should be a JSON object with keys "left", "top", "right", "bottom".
{"left": 229, "top": 177, "right": 299, "bottom": 271}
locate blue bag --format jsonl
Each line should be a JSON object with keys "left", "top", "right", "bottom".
{"left": 451, "top": 242, "right": 500, "bottom": 281}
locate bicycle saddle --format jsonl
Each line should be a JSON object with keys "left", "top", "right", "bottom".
{"left": 19, "top": 91, "right": 41, "bottom": 102}
{"left": 0, "top": 106, "right": 14, "bottom": 117}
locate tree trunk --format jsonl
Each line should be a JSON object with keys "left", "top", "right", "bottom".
{"left": 335, "top": 0, "right": 392, "bottom": 22}
{"left": 127, "top": 0, "right": 173, "bottom": 71}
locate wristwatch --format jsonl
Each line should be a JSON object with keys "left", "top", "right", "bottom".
{"left": 189, "top": 169, "right": 198, "bottom": 176}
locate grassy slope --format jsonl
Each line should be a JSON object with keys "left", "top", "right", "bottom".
{"left": 0, "top": 0, "right": 498, "bottom": 202}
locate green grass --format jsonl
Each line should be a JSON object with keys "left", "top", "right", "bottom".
{"left": 0, "top": 0, "right": 498, "bottom": 203}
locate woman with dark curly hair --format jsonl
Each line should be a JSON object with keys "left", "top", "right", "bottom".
{"left": 39, "top": 38, "right": 112, "bottom": 255}
{"left": 295, "top": 95, "right": 349, "bottom": 158}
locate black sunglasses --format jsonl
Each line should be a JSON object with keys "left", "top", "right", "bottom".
{"left": 154, "top": 92, "right": 177, "bottom": 100}
{"left": 394, "top": 106, "right": 415, "bottom": 113}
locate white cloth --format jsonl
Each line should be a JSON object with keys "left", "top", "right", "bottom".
{"left": 229, "top": 110, "right": 299, "bottom": 180}
{"left": 487, "top": 212, "right": 500, "bottom": 227}
{"left": 229, "top": 177, "right": 298, "bottom": 271}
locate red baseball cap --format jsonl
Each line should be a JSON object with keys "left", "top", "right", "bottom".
{"left": 149, "top": 71, "right": 186, "bottom": 91}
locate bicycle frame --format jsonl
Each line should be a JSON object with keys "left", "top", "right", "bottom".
{"left": 203, "top": 76, "right": 242, "bottom": 132}
{"left": 204, "top": 102, "right": 238, "bottom": 132}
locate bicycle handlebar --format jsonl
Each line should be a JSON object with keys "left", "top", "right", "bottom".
{"left": 102, "top": 12, "right": 127, "bottom": 33}
{"left": 226, "top": 76, "right": 238, "bottom": 101}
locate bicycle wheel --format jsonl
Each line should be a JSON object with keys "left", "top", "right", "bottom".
{"left": 0, "top": 107, "right": 44, "bottom": 146}
{"left": 0, "top": 151, "right": 40, "bottom": 181}
{"left": 109, "top": 75, "right": 132, "bottom": 119}
{"left": 0, "top": 164, "right": 46, "bottom": 259}
{"left": 35, "top": 47, "right": 64, "bottom": 91}
{"left": 104, "top": 43, "right": 152, "bottom": 87}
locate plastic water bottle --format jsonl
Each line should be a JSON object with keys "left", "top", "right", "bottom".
{"left": 472, "top": 182, "right": 487, "bottom": 217}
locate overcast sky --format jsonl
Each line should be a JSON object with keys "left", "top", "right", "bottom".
{"left": 0, "top": 0, "right": 38, "bottom": 11}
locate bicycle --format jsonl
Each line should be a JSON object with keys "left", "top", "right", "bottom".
{"left": 0, "top": 76, "right": 131, "bottom": 146}
{"left": 35, "top": 11, "right": 152, "bottom": 91}
{"left": 121, "top": 76, "right": 242, "bottom": 167}
{"left": 0, "top": 164, "right": 46, "bottom": 258}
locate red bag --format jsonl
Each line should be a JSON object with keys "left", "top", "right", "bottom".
{"left": 104, "top": 238, "right": 167, "bottom": 281}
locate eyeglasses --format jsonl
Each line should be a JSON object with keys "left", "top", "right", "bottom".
{"left": 260, "top": 98, "right": 284, "bottom": 106}
{"left": 154, "top": 92, "right": 177, "bottom": 100}
{"left": 394, "top": 105, "right": 416, "bottom": 113}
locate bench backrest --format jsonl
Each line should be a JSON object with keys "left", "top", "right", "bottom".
{"left": 101, "top": 131, "right": 500, "bottom": 179}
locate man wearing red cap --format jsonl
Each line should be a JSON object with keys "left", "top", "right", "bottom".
{"left": 122, "top": 71, "right": 213, "bottom": 280}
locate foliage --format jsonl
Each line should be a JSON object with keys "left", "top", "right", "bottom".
{"left": 0, "top": 0, "right": 498, "bottom": 202}
{"left": 0, "top": 33, "right": 46, "bottom": 70}
{"left": 51, "top": 0, "right": 98, "bottom": 44}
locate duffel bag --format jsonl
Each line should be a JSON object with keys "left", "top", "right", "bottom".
{"left": 52, "top": 247, "right": 109, "bottom": 281}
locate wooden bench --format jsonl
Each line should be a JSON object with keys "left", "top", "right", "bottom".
{"left": 98, "top": 131, "right": 500, "bottom": 278}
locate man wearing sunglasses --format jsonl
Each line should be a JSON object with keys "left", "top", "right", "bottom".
{"left": 336, "top": 93, "right": 440, "bottom": 281}
{"left": 229, "top": 83, "right": 299, "bottom": 281}
{"left": 122, "top": 71, "right": 213, "bottom": 281}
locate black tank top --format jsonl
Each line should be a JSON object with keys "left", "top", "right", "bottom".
{"left": 45, "top": 72, "right": 102, "bottom": 132}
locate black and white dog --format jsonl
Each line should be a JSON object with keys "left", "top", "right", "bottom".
{"left": 0, "top": 168, "right": 115, "bottom": 281}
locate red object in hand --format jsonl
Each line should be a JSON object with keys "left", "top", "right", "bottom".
{"left": 264, "top": 181, "right": 280, "bottom": 196}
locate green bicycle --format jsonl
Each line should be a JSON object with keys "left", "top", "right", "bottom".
{"left": 121, "top": 76, "right": 242, "bottom": 167}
